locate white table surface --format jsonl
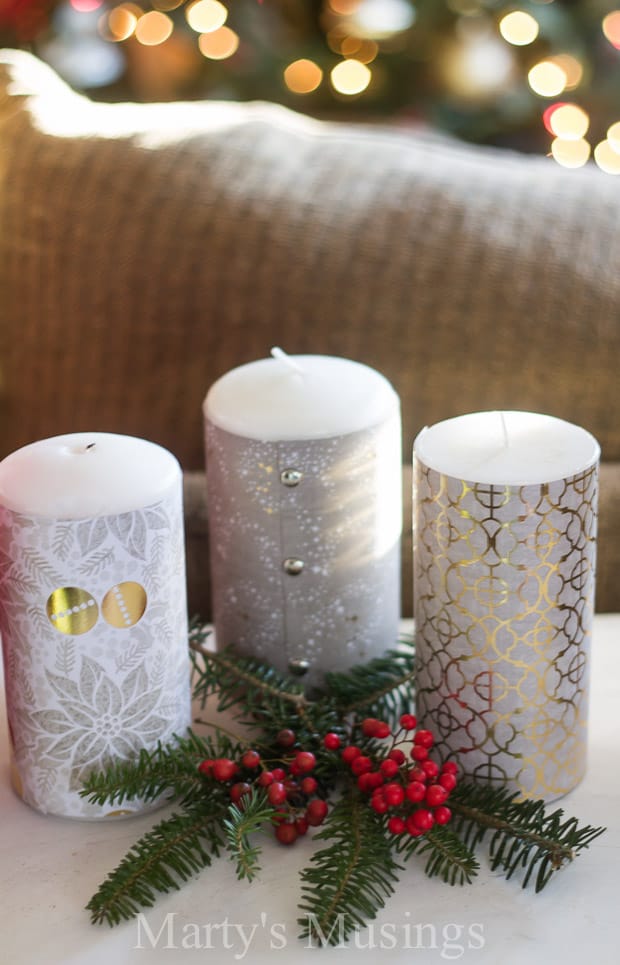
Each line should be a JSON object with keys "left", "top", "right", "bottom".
{"left": 0, "top": 615, "right": 617, "bottom": 965}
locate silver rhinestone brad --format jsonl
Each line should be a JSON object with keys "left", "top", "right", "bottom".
{"left": 283, "top": 558, "right": 304, "bottom": 576}
{"left": 280, "top": 468, "right": 303, "bottom": 487}
{"left": 288, "top": 659, "right": 310, "bottom": 677}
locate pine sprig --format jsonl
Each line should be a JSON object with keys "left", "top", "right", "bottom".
{"left": 298, "top": 790, "right": 402, "bottom": 946}
{"left": 86, "top": 798, "right": 227, "bottom": 926}
{"left": 323, "top": 639, "right": 415, "bottom": 720}
{"left": 397, "top": 822, "right": 479, "bottom": 886}
{"left": 449, "top": 783, "right": 606, "bottom": 892}
{"left": 223, "top": 790, "right": 274, "bottom": 882}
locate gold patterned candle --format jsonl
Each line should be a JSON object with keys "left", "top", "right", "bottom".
{"left": 413, "top": 411, "right": 599, "bottom": 801}
{"left": 204, "top": 351, "right": 402, "bottom": 690}
{"left": 0, "top": 433, "right": 191, "bottom": 819}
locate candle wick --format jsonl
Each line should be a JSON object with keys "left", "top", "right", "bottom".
{"left": 499, "top": 412, "right": 510, "bottom": 449}
{"left": 85, "top": 443, "right": 96, "bottom": 451}
{"left": 271, "top": 346, "right": 303, "bottom": 374}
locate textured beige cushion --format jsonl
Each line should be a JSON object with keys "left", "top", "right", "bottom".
{"left": 1, "top": 49, "right": 619, "bottom": 612}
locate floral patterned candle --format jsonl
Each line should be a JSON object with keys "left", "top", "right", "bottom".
{"left": 0, "top": 432, "right": 191, "bottom": 819}
{"left": 413, "top": 411, "right": 600, "bottom": 801}
{"left": 204, "top": 351, "right": 402, "bottom": 690}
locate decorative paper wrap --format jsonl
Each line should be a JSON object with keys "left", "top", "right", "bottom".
{"left": 0, "top": 485, "right": 191, "bottom": 819}
{"left": 205, "top": 416, "right": 402, "bottom": 690}
{"left": 413, "top": 459, "right": 599, "bottom": 801}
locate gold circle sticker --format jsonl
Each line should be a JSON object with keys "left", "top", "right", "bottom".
{"left": 46, "top": 587, "right": 99, "bottom": 635}
{"left": 101, "top": 581, "right": 147, "bottom": 629}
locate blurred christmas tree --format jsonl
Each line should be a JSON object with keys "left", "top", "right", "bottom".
{"left": 2, "top": 0, "right": 620, "bottom": 170}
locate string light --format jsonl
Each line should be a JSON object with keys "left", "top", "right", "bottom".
{"left": 330, "top": 59, "right": 372, "bottom": 95}
{"left": 550, "top": 138, "right": 591, "bottom": 169}
{"left": 198, "top": 26, "right": 239, "bottom": 60}
{"left": 528, "top": 60, "right": 567, "bottom": 97}
{"left": 547, "top": 104, "right": 589, "bottom": 140}
{"left": 283, "top": 59, "right": 323, "bottom": 94}
{"left": 593, "top": 139, "right": 620, "bottom": 174}
{"left": 186, "top": 0, "right": 227, "bottom": 34}
{"left": 135, "top": 10, "right": 173, "bottom": 45}
{"left": 499, "top": 11, "right": 539, "bottom": 46}
{"left": 602, "top": 11, "right": 620, "bottom": 50}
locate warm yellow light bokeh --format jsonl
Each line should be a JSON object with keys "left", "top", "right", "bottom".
{"left": 198, "top": 25, "right": 239, "bottom": 60}
{"left": 135, "top": 10, "right": 173, "bottom": 46}
{"left": 105, "top": 5, "right": 138, "bottom": 41}
{"left": 329, "top": 0, "right": 361, "bottom": 14}
{"left": 284, "top": 59, "right": 323, "bottom": 94}
{"left": 330, "top": 59, "right": 372, "bottom": 95}
{"left": 186, "top": 0, "right": 227, "bottom": 34}
{"left": 607, "top": 121, "right": 620, "bottom": 151}
{"left": 594, "top": 139, "right": 620, "bottom": 174}
{"left": 550, "top": 137, "right": 590, "bottom": 169}
{"left": 528, "top": 61, "right": 567, "bottom": 97}
{"left": 549, "top": 104, "right": 590, "bottom": 140}
{"left": 548, "top": 54, "right": 583, "bottom": 91}
{"left": 602, "top": 11, "right": 620, "bottom": 49}
{"left": 499, "top": 11, "right": 539, "bottom": 46}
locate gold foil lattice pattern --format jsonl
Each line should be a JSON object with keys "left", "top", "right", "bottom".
{"left": 413, "top": 462, "right": 598, "bottom": 801}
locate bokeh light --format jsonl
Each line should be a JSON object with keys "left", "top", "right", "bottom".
{"left": 602, "top": 11, "right": 620, "bottom": 50}
{"left": 135, "top": 10, "right": 172, "bottom": 45}
{"left": 71, "top": 0, "right": 105, "bottom": 12}
{"left": 350, "top": 0, "right": 416, "bottom": 38}
{"left": 330, "top": 59, "right": 372, "bottom": 95}
{"left": 547, "top": 54, "right": 583, "bottom": 91}
{"left": 528, "top": 61, "right": 567, "bottom": 97}
{"left": 198, "top": 26, "right": 239, "bottom": 60}
{"left": 499, "top": 11, "right": 539, "bottom": 46}
{"left": 550, "top": 137, "right": 591, "bottom": 169}
{"left": 186, "top": 0, "right": 227, "bottom": 34}
{"left": 104, "top": 5, "right": 139, "bottom": 42}
{"left": 548, "top": 104, "right": 590, "bottom": 140}
{"left": 284, "top": 59, "right": 323, "bottom": 94}
{"left": 607, "top": 121, "right": 620, "bottom": 151}
{"left": 594, "top": 139, "right": 620, "bottom": 174}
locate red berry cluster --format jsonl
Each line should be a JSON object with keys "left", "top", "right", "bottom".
{"left": 324, "top": 714, "right": 458, "bottom": 838}
{"left": 197, "top": 729, "right": 329, "bottom": 846}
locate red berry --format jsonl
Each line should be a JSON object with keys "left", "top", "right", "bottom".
{"left": 433, "top": 805, "right": 452, "bottom": 825}
{"left": 375, "top": 722, "right": 392, "bottom": 739}
{"left": 388, "top": 749, "right": 406, "bottom": 765}
{"left": 422, "top": 760, "right": 439, "bottom": 780}
{"left": 361, "top": 718, "right": 381, "bottom": 737}
{"left": 411, "top": 745, "right": 428, "bottom": 762}
{"left": 439, "top": 773, "right": 457, "bottom": 792}
{"left": 367, "top": 771, "right": 385, "bottom": 789}
{"left": 306, "top": 798, "right": 328, "bottom": 826}
{"left": 212, "top": 758, "right": 238, "bottom": 782}
{"left": 341, "top": 745, "right": 361, "bottom": 764}
{"left": 275, "top": 822, "right": 298, "bottom": 845}
{"left": 276, "top": 729, "right": 296, "bottom": 748}
{"left": 295, "top": 751, "right": 316, "bottom": 773}
{"left": 357, "top": 773, "right": 375, "bottom": 793}
{"left": 241, "top": 750, "right": 261, "bottom": 769}
{"left": 300, "top": 776, "right": 318, "bottom": 795}
{"left": 370, "top": 794, "right": 389, "bottom": 814}
{"left": 257, "top": 770, "right": 274, "bottom": 787}
{"left": 351, "top": 755, "right": 373, "bottom": 776}
{"left": 388, "top": 816, "right": 406, "bottom": 835}
{"left": 411, "top": 808, "right": 435, "bottom": 832}
{"left": 399, "top": 713, "right": 417, "bottom": 731}
{"left": 383, "top": 783, "right": 405, "bottom": 807}
{"left": 380, "top": 759, "right": 400, "bottom": 779}
{"left": 267, "top": 782, "right": 287, "bottom": 806}
{"left": 425, "top": 784, "right": 448, "bottom": 807}
{"left": 409, "top": 766, "right": 427, "bottom": 783}
{"left": 295, "top": 817, "right": 309, "bottom": 836}
{"left": 271, "top": 768, "right": 286, "bottom": 782}
{"left": 405, "top": 781, "right": 426, "bottom": 803}
{"left": 230, "top": 782, "right": 252, "bottom": 804}
{"left": 405, "top": 814, "right": 425, "bottom": 837}
{"left": 413, "top": 729, "right": 434, "bottom": 748}
{"left": 198, "top": 759, "right": 214, "bottom": 776}
{"left": 442, "top": 761, "right": 458, "bottom": 775}
{"left": 323, "top": 733, "right": 341, "bottom": 751}
{"left": 288, "top": 761, "right": 302, "bottom": 777}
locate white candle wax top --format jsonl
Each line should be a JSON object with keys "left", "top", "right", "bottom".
{"left": 414, "top": 411, "right": 600, "bottom": 486}
{"left": 204, "top": 354, "right": 399, "bottom": 440}
{"left": 0, "top": 432, "right": 181, "bottom": 518}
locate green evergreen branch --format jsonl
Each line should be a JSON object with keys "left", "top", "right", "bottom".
{"left": 298, "top": 791, "right": 402, "bottom": 946}
{"left": 397, "top": 823, "right": 479, "bottom": 886}
{"left": 223, "top": 790, "right": 274, "bottom": 882}
{"left": 449, "top": 783, "right": 606, "bottom": 892}
{"left": 86, "top": 798, "right": 226, "bottom": 926}
{"left": 322, "top": 640, "right": 415, "bottom": 721}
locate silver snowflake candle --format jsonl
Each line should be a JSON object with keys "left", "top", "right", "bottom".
{"left": 204, "top": 351, "right": 402, "bottom": 690}
{"left": 0, "top": 433, "right": 191, "bottom": 819}
{"left": 413, "top": 411, "right": 600, "bottom": 801}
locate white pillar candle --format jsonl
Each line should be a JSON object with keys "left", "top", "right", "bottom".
{"left": 413, "top": 411, "right": 600, "bottom": 801}
{"left": 204, "top": 351, "right": 402, "bottom": 689}
{"left": 0, "top": 433, "right": 191, "bottom": 819}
